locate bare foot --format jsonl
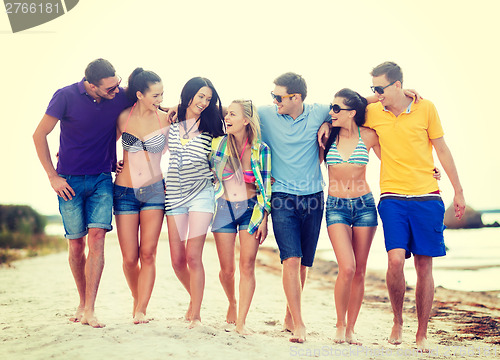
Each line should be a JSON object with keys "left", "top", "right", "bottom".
{"left": 416, "top": 335, "right": 430, "bottom": 353}
{"left": 81, "top": 313, "right": 105, "bottom": 328}
{"left": 188, "top": 318, "right": 202, "bottom": 329}
{"left": 388, "top": 323, "right": 403, "bottom": 345}
{"left": 133, "top": 312, "right": 149, "bottom": 325}
{"left": 290, "top": 325, "right": 306, "bottom": 343}
{"left": 226, "top": 301, "right": 237, "bottom": 324}
{"left": 282, "top": 312, "right": 294, "bottom": 333}
{"left": 346, "top": 328, "right": 362, "bottom": 346}
{"left": 235, "top": 323, "right": 253, "bottom": 336}
{"left": 334, "top": 325, "right": 346, "bottom": 344}
{"left": 69, "top": 306, "right": 84, "bottom": 323}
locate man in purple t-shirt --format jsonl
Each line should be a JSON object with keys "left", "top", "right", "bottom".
{"left": 33, "top": 58, "right": 131, "bottom": 328}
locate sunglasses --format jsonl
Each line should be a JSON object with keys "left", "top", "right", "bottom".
{"left": 103, "top": 76, "right": 122, "bottom": 94}
{"left": 271, "top": 92, "right": 298, "bottom": 103}
{"left": 329, "top": 103, "right": 354, "bottom": 113}
{"left": 246, "top": 99, "right": 253, "bottom": 117}
{"left": 370, "top": 80, "right": 397, "bottom": 95}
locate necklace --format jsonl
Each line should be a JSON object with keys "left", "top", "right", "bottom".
{"left": 182, "top": 118, "right": 201, "bottom": 139}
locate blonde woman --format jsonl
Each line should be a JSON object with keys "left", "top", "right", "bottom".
{"left": 210, "top": 100, "right": 272, "bottom": 335}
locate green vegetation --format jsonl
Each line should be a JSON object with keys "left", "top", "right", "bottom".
{"left": 0, "top": 205, "right": 66, "bottom": 265}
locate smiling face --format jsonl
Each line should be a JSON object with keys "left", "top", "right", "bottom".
{"left": 93, "top": 75, "right": 121, "bottom": 100}
{"left": 186, "top": 86, "right": 212, "bottom": 118}
{"left": 224, "top": 102, "right": 248, "bottom": 135}
{"left": 372, "top": 75, "right": 398, "bottom": 107}
{"left": 137, "top": 82, "right": 163, "bottom": 111}
{"left": 272, "top": 85, "right": 298, "bottom": 115}
{"left": 329, "top": 97, "right": 354, "bottom": 127}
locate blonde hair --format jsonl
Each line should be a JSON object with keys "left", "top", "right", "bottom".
{"left": 225, "top": 100, "right": 261, "bottom": 182}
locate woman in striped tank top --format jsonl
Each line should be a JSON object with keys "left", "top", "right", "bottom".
{"left": 321, "top": 88, "right": 381, "bottom": 345}
{"left": 164, "top": 77, "right": 225, "bottom": 329}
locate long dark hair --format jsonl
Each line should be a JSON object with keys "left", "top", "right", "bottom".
{"left": 126, "top": 67, "right": 161, "bottom": 102}
{"left": 178, "top": 77, "right": 224, "bottom": 137}
{"left": 324, "top": 88, "right": 368, "bottom": 160}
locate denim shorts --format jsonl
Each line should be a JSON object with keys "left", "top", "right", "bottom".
{"left": 165, "top": 184, "right": 215, "bottom": 216}
{"left": 212, "top": 197, "right": 257, "bottom": 233}
{"left": 325, "top": 192, "right": 378, "bottom": 227}
{"left": 113, "top": 180, "right": 165, "bottom": 215}
{"left": 57, "top": 173, "right": 113, "bottom": 239}
{"left": 270, "top": 191, "right": 324, "bottom": 267}
{"left": 378, "top": 194, "right": 446, "bottom": 258}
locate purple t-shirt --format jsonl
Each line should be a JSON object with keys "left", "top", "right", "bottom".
{"left": 46, "top": 79, "right": 132, "bottom": 175}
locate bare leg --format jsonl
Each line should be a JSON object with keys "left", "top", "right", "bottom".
{"left": 283, "top": 265, "right": 306, "bottom": 333}
{"left": 235, "top": 229, "right": 259, "bottom": 335}
{"left": 328, "top": 223, "right": 355, "bottom": 344}
{"left": 283, "top": 257, "right": 306, "bottom": 343}
{"left": 167, "top": 214, "right": 191, "bottom": 320}
{"left": 414, "top": 255, "right": 434, "bottom": 352}
{"left": 386, "top": 249, "right": 407, "bottom": 344}
{"left": 81, "top": 228, "right": 106, "bottom": 328}
{"left": 134, "top": 209, "right": 163, "bottom": 324}
{"left": 185, "top": 212, "right": 212, "bottom": 329}
{"left": 115, "top": 214, "right": 140, "bottom": 318}
{"left": 345, "top": 226, "right": 376, "bottom": 346}
{"left": 68, "top": 237, "right": 86, "bottom": 322}
{"left": 214, "top": 232, "right": 237, "bottom": 324}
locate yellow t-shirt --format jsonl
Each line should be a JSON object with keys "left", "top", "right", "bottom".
{"left": 365, "top": 99, "right": 444, "bottom": 195}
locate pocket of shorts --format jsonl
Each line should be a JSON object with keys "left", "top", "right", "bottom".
{"left": 113, "top": 186, "right": 128, "bottom": 199}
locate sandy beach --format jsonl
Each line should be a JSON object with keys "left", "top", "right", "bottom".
{"left": 1, "top": 232, "right": 498, "bottom": 360}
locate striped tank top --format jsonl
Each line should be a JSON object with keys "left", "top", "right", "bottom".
{"left": 326, "top": 127, "right": 369, "bottom": 166}
{"left": 164, "top": 122, "right": 213, "bottom": 211}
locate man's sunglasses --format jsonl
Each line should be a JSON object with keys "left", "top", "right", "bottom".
{"left": 329, "top": 104, "right": 354, "bottom": 113}
{"left": 271, "top": 92, "right": 298, "bottom": 103}
{"left": 103, "top": 76, "right": 122, "bottom": 94}
{"left": 370, "top": 80, "right": 397, "bottom": 95}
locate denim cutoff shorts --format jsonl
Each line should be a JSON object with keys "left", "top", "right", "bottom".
{"left": 270, "top": 191, "right": 324, "bottom": 267}
{"left": 325, "top": 192, "right": 378, "bottom": 227}
{"left": 212, "top": 197, "right": 257, "bottom": 233}
{"left": 58, "top": 172, "right": 113, "bottom": 239}
{"left": 165, "top": 184, "right": 215, "bottom": 216}
{"left": 113, "top": 180, "right": 165, "bottom": 215}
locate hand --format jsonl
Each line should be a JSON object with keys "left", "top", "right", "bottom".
{"left": 453, "top": 192, "right": 466, "bottom": 220}
{"left": 50, "top": 175, "right": 75, "bottom": 201}
{"left": 116, "top": 160, "right": 124, "bottom": 174}
{"left": 255, "top": 221, "right": 268, "bottom": 244}
{"left": 318, "top": 122, "right": 332, "bottom": 150}
{"left": 433, "top": 167, "right": 442, "bottom": 180}
{"left": 160, "top": 105, "right": 178, "bottom": 124}
{"left": 403, "top": 88, "right": 423, "bottom": 103}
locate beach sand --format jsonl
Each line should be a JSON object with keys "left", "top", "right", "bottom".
{"left": 0, "top": 233, "right": 498, "bottom": 360}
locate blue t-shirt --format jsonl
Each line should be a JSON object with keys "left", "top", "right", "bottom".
{"left": 46, "top": 79, "right": 132, "bottom": 175}
{"left": 258, "top": 104, "right": 330, "bottom": 195}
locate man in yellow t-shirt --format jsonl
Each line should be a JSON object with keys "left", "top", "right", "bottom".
{"left": 365, "top": 61, "right": 466, "bottom": 351}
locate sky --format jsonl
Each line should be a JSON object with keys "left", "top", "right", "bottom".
{"left": 1, "top": 0, "right": 499, "bottom": 215}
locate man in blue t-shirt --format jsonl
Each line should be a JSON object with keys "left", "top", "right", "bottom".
{"left": 258, "top": 72, "right": 330, "bottom": 343}
{"left": 33, "top": 58, "right": 131, "bottom": 328}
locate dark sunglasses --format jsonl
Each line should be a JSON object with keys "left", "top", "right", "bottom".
{"left": 246, "top": 99, "right": 253, "bottom": 117}
{"left": 103, "top": 76, "right": 122, "bottom": 94}
{"left": 329, "top": 103, "right": 354, "bottom": 113}
{"left": 271, "top": 92, "right": 297, "bottom": 103}
{"left": 370, "top": 80, "right": 397, "bottom": 95}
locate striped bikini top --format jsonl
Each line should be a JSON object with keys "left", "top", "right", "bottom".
{"left": 122, "top": 103, "right": 166, "bottom": 154}
{"left": 326, "top": 127, "right": 369, "bottom": 166}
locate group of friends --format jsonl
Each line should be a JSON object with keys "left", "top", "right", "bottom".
{"left": 33, "top": 58, "right": 465, "bottom": 351}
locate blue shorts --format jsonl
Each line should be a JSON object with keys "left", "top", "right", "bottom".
{"left": 325, "top": 192, "right": 378, "bottom": 227}
{"left": 57, "top": 173, "right": 113, "bottom": 239}
{"left": 270, "top": 191, "right": 324, "bottom": 267}
{"left": 165, "top": 185, "right": 215, "bottom": 216}
{"left": 378, "top": 194, "right": 446, "bottom": 258}
{"left": 113, "top": 180, "right": 165, "bottom": 215}
{"left": 212, "top": 197, "right": 257, "bottom": 233}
